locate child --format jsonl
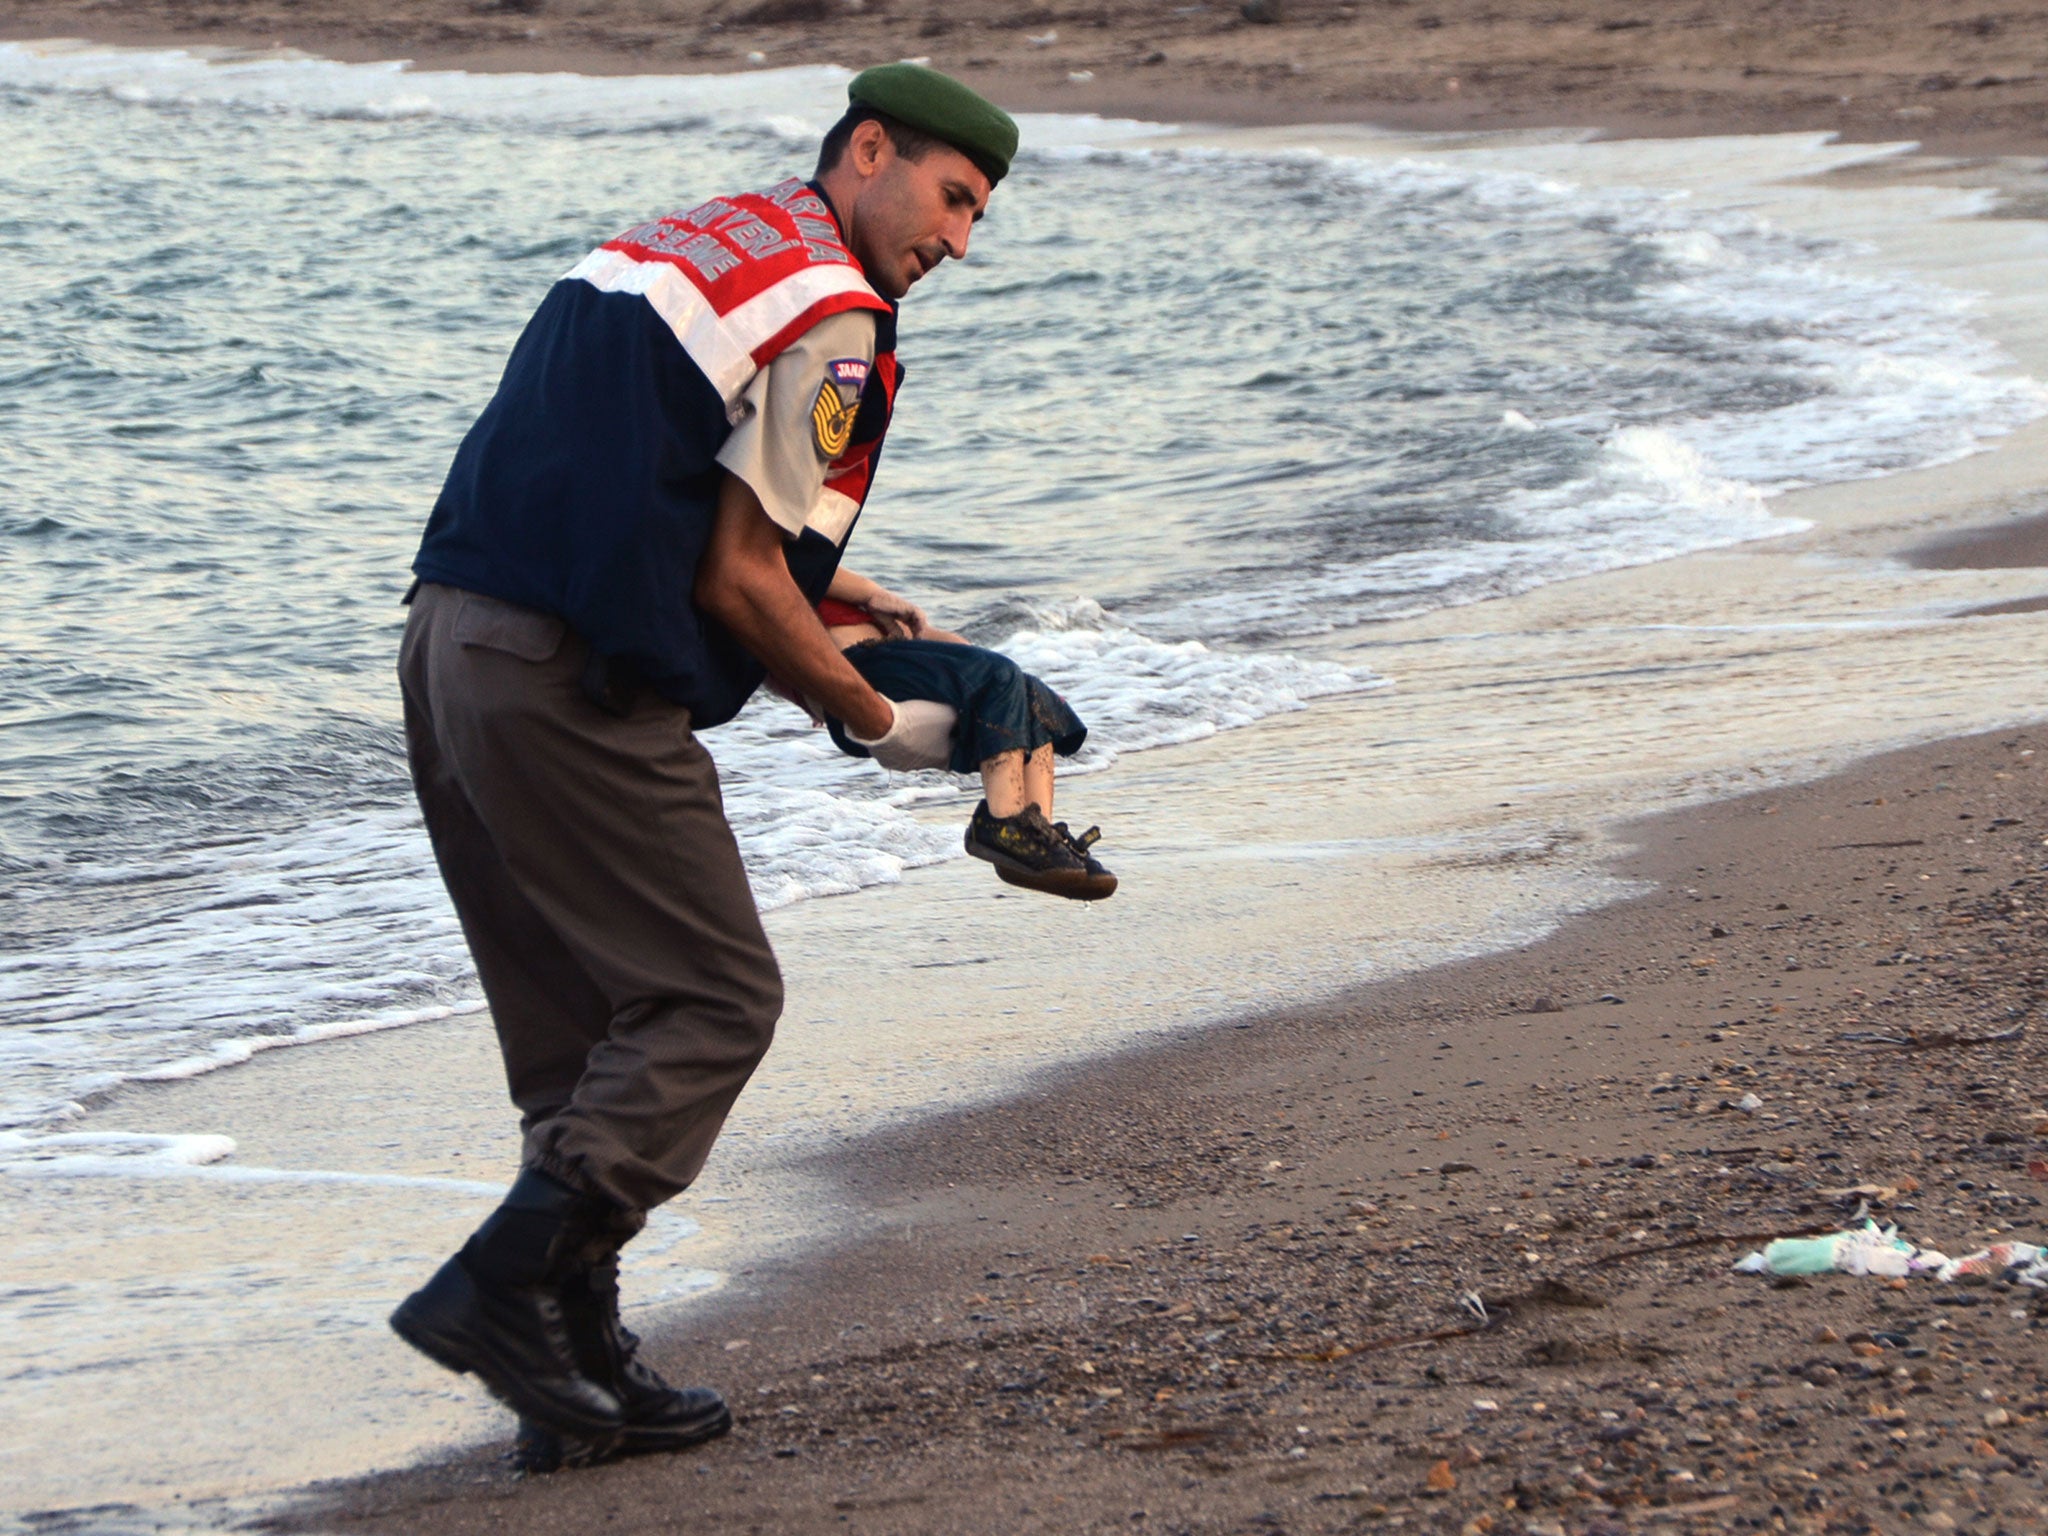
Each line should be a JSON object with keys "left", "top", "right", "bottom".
{"left": 814, "top": 568, "right": 1116, "bottom": 901}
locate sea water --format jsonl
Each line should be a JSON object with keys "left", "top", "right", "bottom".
{"left": 2, "top": 44, "right": 2037, "bottom": 1149}
{"left": 0, "top": 40, "right": 2044, "bottom": 1521}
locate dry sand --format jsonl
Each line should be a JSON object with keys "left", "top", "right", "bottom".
{"left": 277, "top": 726, "right": 2048, "bottom": 1534}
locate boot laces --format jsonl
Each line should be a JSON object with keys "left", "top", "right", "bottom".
{"left": 588, "top": 1260, "right": 665, "bottom": 1391}
{"left": 532, "top": 1293, "right": 579, "bottom": 1358}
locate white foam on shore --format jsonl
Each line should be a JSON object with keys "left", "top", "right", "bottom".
{"left": 1635, "top": 229, "right": 2047, "bottom": 489}
{"left": 1148, "top": 426, "right": 1800, "bottom": 637}
{"left": 0, "top": 613, "right": 1378, "bottom": 1132}
{"left": 1122, "top": 144, "right": 2047, "bottom": 641}
{"left": 0, "top": 1129, "right": 237, "bottom": 1166}
{"left": 1002, "top": 602, "right": 1385, "bottom": 761}
{"left": 0, "top": 1129, "right": 508, "bottom": 1193}
{"left": 0, "top": 806, "right": 486, "bottom": 1130}
{"left": 0, "top": 38, "right": 1165, "bottom": 146}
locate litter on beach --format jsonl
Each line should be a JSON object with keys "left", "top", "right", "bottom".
{"left": 1732, "top": 1219, "right": 1925, "bottom": 1278}
{"left": 1935, "top": 1241, "right": 2048, "bottom": 1286}
{"left": 1733, "top": 1218, "right": 2048, "bottom": 1285}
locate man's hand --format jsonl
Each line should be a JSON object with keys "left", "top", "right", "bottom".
{"left": 694, "top": 474, "right": 895, "bottom": 740}
{"left": 848, "top": 697, "right": 957, "bottom": 771}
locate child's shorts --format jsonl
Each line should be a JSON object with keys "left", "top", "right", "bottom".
{"left": 826, "top": 639, "right": 1086, "bottom": 776}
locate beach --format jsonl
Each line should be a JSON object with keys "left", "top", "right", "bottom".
{"left": 274, "top": 731, "right": 2048, "bottom": 1536}
{"left": 0, "top": 11, "right": 2046, "bottom": 1536}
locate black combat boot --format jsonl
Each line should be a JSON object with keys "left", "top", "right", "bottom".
{"left": 389, "top": 1168, "right": 626, "bottom": 1444}
{"left": 509, "top": 1224, "right": 732, "bottom": 1473}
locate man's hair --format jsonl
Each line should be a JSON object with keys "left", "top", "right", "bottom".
{"left": 814, "top": 106, "right": 948, "bottom": 177}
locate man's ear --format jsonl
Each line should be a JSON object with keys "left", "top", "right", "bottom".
{"left": 848, "top": 117, "right": 892, "bottom": 177}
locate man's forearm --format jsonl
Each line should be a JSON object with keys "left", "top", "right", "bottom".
{"left": 695, "top": 477, "right": 895, "bottom": 738}
{"left": 710, "top": 573, "right": 894, "bottom": 735}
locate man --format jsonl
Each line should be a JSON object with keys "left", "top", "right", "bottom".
{"left": 388, "top": 64, "right": 1018, "bottom": 1468}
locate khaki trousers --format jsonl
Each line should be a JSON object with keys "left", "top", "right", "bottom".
{"left": 398, "top": 582, "right": 782, "bottom": 1214}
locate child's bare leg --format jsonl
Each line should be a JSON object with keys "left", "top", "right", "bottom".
{"left": 980, "top": 749, "right": 1028, "bottom": 817}
{"left": 1022, "top": 742, "right": 1055, "bottom": 818}
{"left": 982, "top": 743, "right": 1057, "bottom": 818}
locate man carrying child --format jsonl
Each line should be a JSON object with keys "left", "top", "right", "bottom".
{"left": 388, "top": 64, "right": 1101, "bottom": 1470}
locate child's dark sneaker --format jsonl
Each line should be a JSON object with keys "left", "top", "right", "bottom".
{"left": 1054, "top": 821, "right": 1118, "bottom": 899}
{"left": 964, "top": 801, "right": 1115, "bottom": 901}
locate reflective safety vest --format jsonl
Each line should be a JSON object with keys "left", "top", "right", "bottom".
{"left": 412, "top": 178, "right": 901, "bottom": 727}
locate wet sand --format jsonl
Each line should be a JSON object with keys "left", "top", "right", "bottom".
{"left": 280, "top": 725, "right": 2048, "bottom": 1534}
{"left": 1911, "top": 511, "right": 2048, "bottom": 573}
{"left": 1911, "top": 510, "right": 2048, "bottom": 617}
{"left": 1910, "top": 510, "right": 2048, "bottom": 620}
{"left": 4, "top": 0, "right": 2048, "bottom": 155}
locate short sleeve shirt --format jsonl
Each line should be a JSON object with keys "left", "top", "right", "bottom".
{"left": 715, "top": 308, "right": 878, "bottom": 538}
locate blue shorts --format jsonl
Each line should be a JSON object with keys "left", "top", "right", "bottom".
{"left": 826, "top": 639, "right": 1087, "bottom": 775}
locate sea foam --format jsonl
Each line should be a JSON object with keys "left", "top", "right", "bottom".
{"left": 0, "top": 612, "right": 1380, "bottom": 1132}
{"left": 0, "top": 39, "right": 1163, "bottom": 146}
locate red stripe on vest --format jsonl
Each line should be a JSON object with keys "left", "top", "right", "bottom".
{"left": 748, "top": 291, "right": 890, "bottom": 369}
{"left": 605, "top": 179, "right": 879, "bottom": 336}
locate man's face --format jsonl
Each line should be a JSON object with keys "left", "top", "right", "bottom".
{"left": 844, "top": 128, "right": 991, "bottom": 300}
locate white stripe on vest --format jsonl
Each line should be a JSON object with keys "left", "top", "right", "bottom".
{"left": 564, "top": 247, "right": 882, "bottom": 412}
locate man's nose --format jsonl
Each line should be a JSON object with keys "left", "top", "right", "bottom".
{"left": 942, "top": 210, "right": 972, "bottom": 261}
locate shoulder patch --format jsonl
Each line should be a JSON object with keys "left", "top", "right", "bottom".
{"left": 811, "top": 358, "right": 869, "bottom": 460}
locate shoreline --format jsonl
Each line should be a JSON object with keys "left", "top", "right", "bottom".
{"left": 280, "top": 724, "right": 2048, "bottom": 1534}
{"left": 2, "top": 4, "right": 2046, "bottom": 158}
{"left": 5, "top": 31, "right": 2048, "bottom": 1533}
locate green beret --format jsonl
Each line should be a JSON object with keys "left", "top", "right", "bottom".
{"left": 848, "top": 63, "right": 1019, "bottom": 186}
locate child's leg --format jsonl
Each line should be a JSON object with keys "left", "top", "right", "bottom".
{"left": 979, "top": 748, "right": 1026, "bottom": 817}
{"left": 1022, "top": 742, "right": 1055, "bottom": 817}
{"left": 979, "top": 742, "right": 1055, "bottom": 819}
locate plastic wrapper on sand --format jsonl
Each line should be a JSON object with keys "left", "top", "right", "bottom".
{"left": 1732, "top": 1220, "right": 1924, "bottom": 1277}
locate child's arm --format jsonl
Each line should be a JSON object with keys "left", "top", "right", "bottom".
{"left": 828, "top": 567, "right": 931, "bottom": 640}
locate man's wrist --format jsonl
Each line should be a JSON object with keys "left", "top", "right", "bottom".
{"left": 847, "top": 692, "right": 896, "bottom": 742}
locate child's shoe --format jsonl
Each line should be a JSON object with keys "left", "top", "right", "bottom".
{"left": 965, "top": 801, "right": 1117, "bottom": 901}
{"left": 1054, "top": 821, "right": 1118, "bottom": 899}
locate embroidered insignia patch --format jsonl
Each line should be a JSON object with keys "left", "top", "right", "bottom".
{"left": 811, "top": 357, "right": 869, "bottom": 461}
